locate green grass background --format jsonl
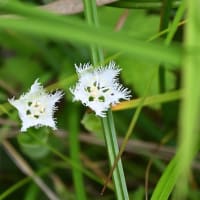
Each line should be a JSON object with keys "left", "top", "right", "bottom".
{"left": 0, "top": 0, "right": 200, "bottom": 199}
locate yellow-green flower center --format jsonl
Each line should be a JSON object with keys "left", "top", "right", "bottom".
{"left": 26, "top": 101, "right": 45, "bottom": 119}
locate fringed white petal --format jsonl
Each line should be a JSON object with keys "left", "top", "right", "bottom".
{"left": 8, "top": 79, "right": 64, "bottom": 132}
{"left": 70, "top": 61, "right": 131, "bottom": 117}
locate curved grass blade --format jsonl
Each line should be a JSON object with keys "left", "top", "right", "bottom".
{"left": 0, "top": 1, "right": 182, "bottom": 66}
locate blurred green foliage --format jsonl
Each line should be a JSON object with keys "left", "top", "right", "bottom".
{"left": 1, "top": 0, "right": 199, "bottom": 200}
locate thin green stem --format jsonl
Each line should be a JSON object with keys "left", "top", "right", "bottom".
{"left": 68, "top": 103, "right": 87, "bottom": 200}
{"left": 83, "top": 0, "right": 129, "bottom": 199}
{"left": 101, "top": 68, "right": 157, "bottom": 194}
{"left": 83, "top": 0, "right": 104, "bottom": 65}
{"left": 0, "top": 177, "right": 30, "bottom": 200}
{"left": 101, "top": 98, "right": 146, "bottom": 197}
{"left": 159, "top": 0, "right": 173, "bottom": 90}
{"left": 0, "top": 165, "right": 58, "bottom": 200}
{"left": 101, "top": 110, "right": 129, "bottom": 200}
{"left": 159, "top": 0, "right": 174, "bottom": 123}
{"left": 165, "top": 1, "right": 186, "bottom": 45}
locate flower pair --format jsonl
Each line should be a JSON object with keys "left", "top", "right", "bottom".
{"left": 9, "top": 61, "right": 131, "bottom": 132}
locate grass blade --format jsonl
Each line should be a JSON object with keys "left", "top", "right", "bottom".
{"left": 0, "top": 1, "right": 182, "bottom": 65}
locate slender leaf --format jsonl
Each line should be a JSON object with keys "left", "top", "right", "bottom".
{"left": 0, "top": 1, "right": 182, "bottom": 65}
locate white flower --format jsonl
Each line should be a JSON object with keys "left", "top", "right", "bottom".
{"left": 8, "top": 79, "right": 64, "bottom": 132}
{"left": 70, "top": 61, "right": 131, "bottom": 117}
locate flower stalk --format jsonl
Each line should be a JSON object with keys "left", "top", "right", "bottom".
{"left": 70, "top": 62, "right": 130, "bottom": 199}
{"left": 101, "top": 109, "right": 129, "bottom": 199}
{"left": 75, "top": 1, "right": 130, "bottom": 199}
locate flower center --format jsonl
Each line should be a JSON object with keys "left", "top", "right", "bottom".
{"left": 86, "top": 81, "right": 110, "bottom": 103}
{"left": 26, "top": 101, "right": 45, "bottom": 119}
